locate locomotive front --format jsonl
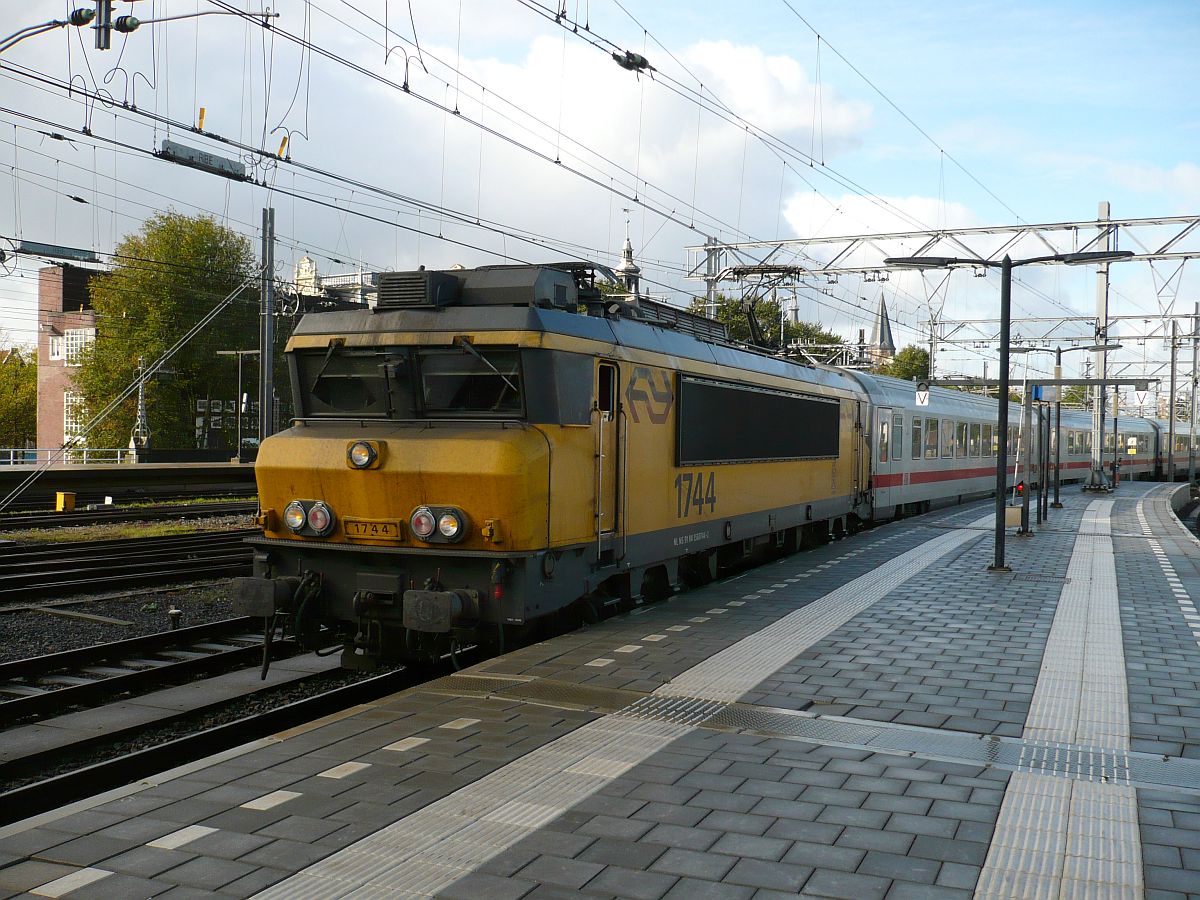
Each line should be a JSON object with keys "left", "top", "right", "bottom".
{"left": 236, "top": 267, "right": 592, "bottom": 668}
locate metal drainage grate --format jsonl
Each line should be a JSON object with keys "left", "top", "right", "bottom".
{"left": 422, "top": 674, "right": 531, "bottom": 697}
{"left": 622, "top": 695, "right": 726, "bottom": 726}
{"left": 995, "top": 740, "right": 1130, "bottom": 785}
{"left": 1011, "top": 574, "right": 1070, "bottom": 583}
{"left": 706, "top": 704, "right": 884, "bottom": 745}
{"left": 499, "top": 679, "right": 646, "bottom": 712}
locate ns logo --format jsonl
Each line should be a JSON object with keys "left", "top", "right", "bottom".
{"left": 624, "top": 367, "right": 674, "bottom": 424}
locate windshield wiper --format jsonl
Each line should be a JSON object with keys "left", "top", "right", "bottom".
{"left": 308, "top": 338, "right": 346, "bottom": 392}
{"left": 458, "top": 338, "right": 518, "bottom": 395}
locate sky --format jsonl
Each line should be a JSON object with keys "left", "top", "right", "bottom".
{"left": 1, "top": 0, "right": 1197, "bottom": 388}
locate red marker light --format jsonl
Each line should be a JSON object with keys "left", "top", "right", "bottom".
{"left": 1016, "top": 481, "right": 1025, "bottom": 496}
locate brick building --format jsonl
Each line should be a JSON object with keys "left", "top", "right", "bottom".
{"left": 36, "top": 264, "right": 98, "bottom": 450}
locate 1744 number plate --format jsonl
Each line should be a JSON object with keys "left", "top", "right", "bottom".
{"left": 344, "top": 518, "right": 402, "bottom": 541}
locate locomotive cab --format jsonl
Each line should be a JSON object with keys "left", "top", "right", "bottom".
{"left": 237, "top": 266, "right": 612, "bottom": 667}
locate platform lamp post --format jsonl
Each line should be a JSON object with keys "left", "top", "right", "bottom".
{"left": 885, "top": 250, "right": 1133, "bottom": 573}
{"left": 1009, "top": 343, "right": 1122, "bottom": 510}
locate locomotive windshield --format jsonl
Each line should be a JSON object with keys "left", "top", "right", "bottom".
{"left": 293, "top": 344, "right": 524, "bottom": 419}
{"left": 418, "top": 347, "right": 523, "bottom": 415}
{"left": 296, "top": 348, "right": 411, "bottom": 418}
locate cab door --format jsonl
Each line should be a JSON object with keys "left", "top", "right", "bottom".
{"left": 595, "top": 362, "right": 621, "bottom": 562}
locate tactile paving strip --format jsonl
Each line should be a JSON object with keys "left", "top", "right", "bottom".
{"left": 976, "top": 499, "right": 1142, "bottom": 899}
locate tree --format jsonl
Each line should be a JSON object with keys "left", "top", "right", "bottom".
{"left": 74, "top": 212, "right": 259, "bottom": 449}
{"left": 876, "top": 345, "right": 930, "bottom": 381}
{"left": 0, "top": 339, "right": 37, "bottom": 448}
{"left": 688, "top": 293, "right": 840, "bottom": 348}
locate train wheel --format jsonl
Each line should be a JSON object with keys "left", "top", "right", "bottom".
{"left": 640, "top": 565, "right": 672, "bottom": 602}
{"left": 577, "top": 596, "right": 601, "bottom": 625}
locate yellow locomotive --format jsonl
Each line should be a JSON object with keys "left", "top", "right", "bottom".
{"left": 236, "top": 263, "right": 872, "bottom": 667}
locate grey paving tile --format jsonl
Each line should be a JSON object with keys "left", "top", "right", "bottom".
{"left": 803, "top": 868, "right": 891, "bottom": 900}
{"left": 33, "top": 834, "right": 136, "bottom": 867}
{"left": 0, "top": 860, "right": 78, "bottom": 893}
{"left": 710, "top": 832, "right": 790, "bottom": 862}
{"left": 642, "top": 824, "right": 721, "bottom": 851}
{"left": 587, "top": 865, "right": 678, "bottom": 899}
{"left": 516, "top": 854, "right": 604, "bottom": 891}
{"left": 651, "top": 846, "right": 737, "bottom": 882}
{"left": 159, "top": 856, "right": 258, "bottom": 890}
{"left": 578, "top": 837, "right": 665, "bottom": 870}
{"left": 662, "top": 877, "right": 754, "bottom": 900}
{"left": 780, "top": 840, "right": 864, "bottom": 872}
{"left": 723, "top": 858, "right": 813, "bottom": 893}
{"left": 885, "top": 883, "right": 971, "bottom": 900}
{"left": 438, "top": 872, "right": 538, "bottom": 900}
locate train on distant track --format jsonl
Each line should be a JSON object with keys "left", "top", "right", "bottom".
{"left": 235, "top": 262, "right": 1173, "bottom": 668}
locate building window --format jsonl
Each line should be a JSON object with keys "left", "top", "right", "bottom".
{"left": 63, "top": 328, "right": 95, "bottom": 366}
{"left": 48, "top": 335, "right": 64, "bottom": 360}
{"left": 63, "top": 391, "right": 87, "bottom": 447}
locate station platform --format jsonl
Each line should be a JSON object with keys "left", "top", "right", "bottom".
{"left": 2, "top": 482, "right": 1200, "bottom": 899}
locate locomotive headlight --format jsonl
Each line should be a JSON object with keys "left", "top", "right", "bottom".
{"left": 347, "top": 440, "right": 377, "bottom": 468}
{"left": 283, "top": 501, "right": 306, "bottom": 532}
{"left": 410, "top": 507, "right": 436, "bottom": 539}
{"left": 438, "top": 512, "right": 462, "bottom": 538}
{"left": 307, "top": 501, "right": 336, "bottom": 536}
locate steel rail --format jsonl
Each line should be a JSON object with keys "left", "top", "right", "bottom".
{"left": 0, "top": 531, "right": 255, "bottom": 599}
{"left": 0, "top": 617, "right": 275, "bottom": 725}
{"left": 0, "top": 500, "right": 257, "bottom": 531}
{"left": 0, "top": 669, "right": 413, "bottom": 826}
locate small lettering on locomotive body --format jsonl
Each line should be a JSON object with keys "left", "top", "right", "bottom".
{"left": 673, "top": 530, "right": 711, "bottom": 547}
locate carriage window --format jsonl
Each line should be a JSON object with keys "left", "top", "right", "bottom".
{"left": 893, "top": 413, "right": 905, "bottom": 458}
{"left": 941, "top": 419, "right": 954, "bottom": 458}
{"left": 982, "top": 424, "right": 993, "bottom": 457}
{"left": 924, "top": 418, "right": 938, "bottom": 459}
{"left": 912, "top": 417, "right": 922, "bottom": 460}
{"left": 955, "top": 422, "right": 968, "bottom": 458}
{"left": 418, "top": 347, "right": 523, "bottom": 415}
{"left": 970, "top": 423, "right": 982, "bottom": 457}
{"left": 879, "top": 417, "right": 890, "bottom": 463}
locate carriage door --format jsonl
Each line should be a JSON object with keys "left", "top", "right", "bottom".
{"left": 874, "top": 407, "right": 898, "bottom": 514}
{"left": 596, "top": 363, "right": 621, "bottom": 561}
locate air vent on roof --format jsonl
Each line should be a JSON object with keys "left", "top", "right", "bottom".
{"left": 376, "top": 271, "right": 461, "bottom": 309}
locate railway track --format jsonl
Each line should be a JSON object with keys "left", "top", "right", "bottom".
{"left": 0, "top": 667, "right": 410, "bottom": 825}
{"left": 0, "top": 617, "right": 275, "bottom": 725}
{"left": 0, "top": 499, "right": 257, "bottom": 531}
{"left": 0, "top": 530, "right": 256, "bottom": 600}
{"left": 0, "top": 486, "right": 257, "bottom": 517}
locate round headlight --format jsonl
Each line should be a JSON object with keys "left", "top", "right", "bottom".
{"left": 283, "top": 501, "right": 306, "bottom": 532}
{"left": 307, "top": 502, "right": 335, "bottom": 535}
{"left": 348, "top": 441, "right": 376, "bottom": 468}
{"left": 411, "top": 507, "right": 436, "bottom": 539}
{"left": 438, "top": 512, "right": 462, "bottom": 538}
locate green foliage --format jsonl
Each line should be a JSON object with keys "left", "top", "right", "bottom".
{"left": 687, "top": 293, "right": 840, "bottom": 348}
{"left": 1060, "top": 384, "right": 1088, "bottom": 407}
{"left": 875, "top": 345, "right": 929, "bottom": 381}
{"left": 0, "top": 340, "right": 37, "bottom": 447}
{"left": 74, "top": 212, "right": 258, "bottom": 448}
